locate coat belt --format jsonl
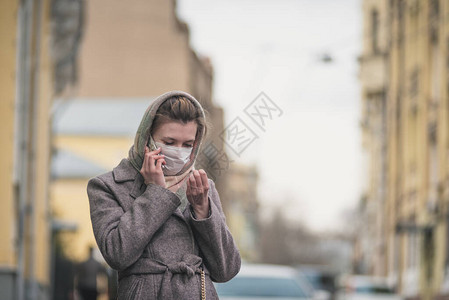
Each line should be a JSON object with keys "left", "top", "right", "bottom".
{"left": 118, "top": 253, "right": 207, "bottom": 299}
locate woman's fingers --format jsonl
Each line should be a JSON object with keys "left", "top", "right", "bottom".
{"left": 144, "top": 146, "right": 161, "bottom": 157}
{"left": 147, "top": 154, "right": 155, "bottom": 170}
{"left": 189, "top": 173, "right": 197, "bottom": 190}
{"left": 186, "top": 170, "right": 210, "bottom": 219}
{"left": 144, "top": 147, "right": 162, "bottom": 163}
{"left": 142, "top": 147, "right": 152, "bottom": 171}
{"left": 187, "top": 170, "right": 209, "bottom": 192}
{"left": 193, "top": 170, "right": 203, "bottom": 192}
{"left": 145, "top": 148, "right": 164, "bottom": 171}
{"left": 146, "top": 146, "right": 161, "bottom": 156}
{"left": 143, "top": 147, "right": 153, "bottom": 166}
{"left": 186, "top": 179, "right": 193, "bottom": 198}
{"left": 199, "top": 169, "right": 209, "bottom": 190}
{"left": 141, "top": 146, "right": 166, "bottom": 187}
{"left": 155, "top": 157, "right": 166, "bottom": 170}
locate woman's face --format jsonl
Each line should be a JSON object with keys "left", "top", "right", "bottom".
{"left": 152, "top": 120, "right": 197, "bottom": 148}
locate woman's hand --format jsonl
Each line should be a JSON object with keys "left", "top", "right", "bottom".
{"left": 140, "top": 146, "right": 166, "bottom": 187}
{"left": 186, "top": 169, "right": 210, "bottom": 219}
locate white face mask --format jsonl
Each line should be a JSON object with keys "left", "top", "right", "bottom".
{"left": 154, "top": 141, "right": 193, "bottom": 176}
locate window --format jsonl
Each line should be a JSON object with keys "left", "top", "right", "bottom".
{"left": 371, "top": 9, "right": 380, "bottom": 53}
{"left": 429, "top": 0, "right": 439, "bottom": 44}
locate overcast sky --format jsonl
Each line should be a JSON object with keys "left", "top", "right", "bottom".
{"left": 177, "top": 0, "right": 363, "bottom": 232}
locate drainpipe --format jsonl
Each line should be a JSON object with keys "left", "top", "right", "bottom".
{"left": 15, "top": 0, "right": 34, "bottom": 299}
{"left": 14, "top": 0, "right": 45, "bottom": 298}
{"left": 28, "top": 0, "right": 44, "bottom": 299}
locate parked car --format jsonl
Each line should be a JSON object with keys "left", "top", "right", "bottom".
{"left": 336, "top": 275, "right": 402, "bottom": 300}
{"left": 215, "top": 264, "right": 315, "bottom": 299}
{"left": 295, "top": 265, "right": 337, "bottom": 300}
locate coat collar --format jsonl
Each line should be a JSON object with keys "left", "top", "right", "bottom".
{"left": 113, "top": 158, "right": 187, "bottom": 219}
{"left": 113, "top": 158, "right": 139, "bottom": 183}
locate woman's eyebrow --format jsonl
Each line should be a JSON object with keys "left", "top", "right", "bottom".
{"left": 162, "top": 137, "right": 195, "bottom": 143}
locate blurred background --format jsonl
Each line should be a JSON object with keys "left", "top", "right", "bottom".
{"left": 1, "top": 0, "right": 449, "bottom": 299}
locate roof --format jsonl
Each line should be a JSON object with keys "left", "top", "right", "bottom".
{"left": 51, "top": 148, "right": 109, "bottom": 179}
{"left": 51, "top": 97, "right": 155, "bottom": 179}
{"left": 52, "top": 97, "right": 154, "bottom": 136}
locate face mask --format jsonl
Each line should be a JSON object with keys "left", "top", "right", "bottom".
{"left": 154, "top": 141, "right": 192, "bottom": 176}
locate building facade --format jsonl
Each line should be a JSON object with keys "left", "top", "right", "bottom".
{"left": 0, "top": 0, "right": 82, "bottom": 299}
{"left": 51, "top": 99, "right": 150, "bottom": 261}
{"left": 225, "top": 163, "right": 260, "bottom": 262}
{"left": 360, "top": 1, "right": 449, "bottom": 299}
{"left": 359, "top": 0, "right": 389, "bottom": 278}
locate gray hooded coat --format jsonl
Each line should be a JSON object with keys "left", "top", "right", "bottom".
{"left": 87, "top": 91, "right": 241, "bottom": 299}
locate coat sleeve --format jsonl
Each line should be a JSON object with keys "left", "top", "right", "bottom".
{"left": 87, "top": 177, "right": 181, "bottom": 271}
{"left": 189, "top": 179, "right": 241, "bottom": 282}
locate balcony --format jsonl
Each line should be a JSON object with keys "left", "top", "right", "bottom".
{"left": 359, "top": 54, "right": 387, "bottom": 93}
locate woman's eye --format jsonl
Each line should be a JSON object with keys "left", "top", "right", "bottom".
{"left": 184, "top": 144, "right": 193, "bottom": 148}
{"left": 164, "top": 142, "right": 174, "bottom": 145}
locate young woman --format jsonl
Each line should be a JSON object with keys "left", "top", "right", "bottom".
{"left": 87, "top": 91, "right": 241, "bottom": 299}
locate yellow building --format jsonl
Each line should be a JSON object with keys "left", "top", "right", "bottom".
{"left": 359, "top": 0, "right": 389, "bottom": 278}
{"left": 0, "top": 1, "right": 20, "bottom": 298}
{"left": 360, "top": 1, "right": 449, "bottom": 299}
{"left": 0, "top": 0, "right": 75, "bottom": 299}
{"left": 51, "top": 99, "right": 148, "bottom": 261}
{"left": 225, "top": 163, "right": 259, "bottom": 262}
